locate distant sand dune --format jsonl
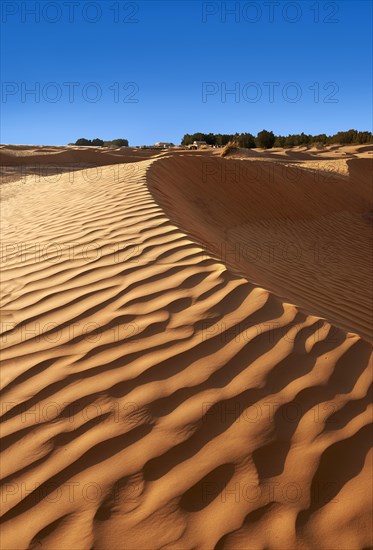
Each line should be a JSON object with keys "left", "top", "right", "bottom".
{"left": 0, "top": 145, "right": 372, "bottom": 549}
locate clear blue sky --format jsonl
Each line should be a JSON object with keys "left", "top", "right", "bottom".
{"left": 1, "top": 0, "right": 371, "bottom": 145}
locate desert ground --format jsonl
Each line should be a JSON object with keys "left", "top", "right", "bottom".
{"left": 0, "top": 143, "right": 372, "bottom": 549}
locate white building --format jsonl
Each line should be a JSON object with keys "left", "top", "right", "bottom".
{"left": 154, "top": 142, "right": 174, "bottom": 148}
{"left": 188, "top": 140, "right": 209, "bottom": 150}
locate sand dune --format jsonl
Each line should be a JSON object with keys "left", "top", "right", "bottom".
{"left": 148, "top": 153, "right": 372, "bottom": 340}
{"left": 0, "top": 145, "right": 372, "bottom": 549}
{"left": 0, "top": 146, "right": 165, "bottom": 185}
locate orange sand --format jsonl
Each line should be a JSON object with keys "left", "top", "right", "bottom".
{"left": 1, "top": 144, "right": 372, "bottom": 550}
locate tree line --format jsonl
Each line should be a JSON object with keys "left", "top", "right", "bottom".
{"left": 181, "top": 129, "right": 373, "bottom": 149}
{"left": 71, "top": 138, "right": 129, "bottom": 147}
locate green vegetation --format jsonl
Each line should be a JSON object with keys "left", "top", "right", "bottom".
{"left": 73, "top": 138, "right": 128, "bottom": 147}
{"left": 256, "top": 130, "right": 275, "bottom": 149}
{"left": 105, "top": 138, "right": 129, "bottom": 147}
{"left": 181, "top": 129, "right": 373, "bottom": 149}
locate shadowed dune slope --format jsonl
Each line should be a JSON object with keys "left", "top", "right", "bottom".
{"left": 0, "top": 149, "right": 372, "bottom": 550}
{"left": 148, "top": 154, "right": 373, "bottom": 341}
